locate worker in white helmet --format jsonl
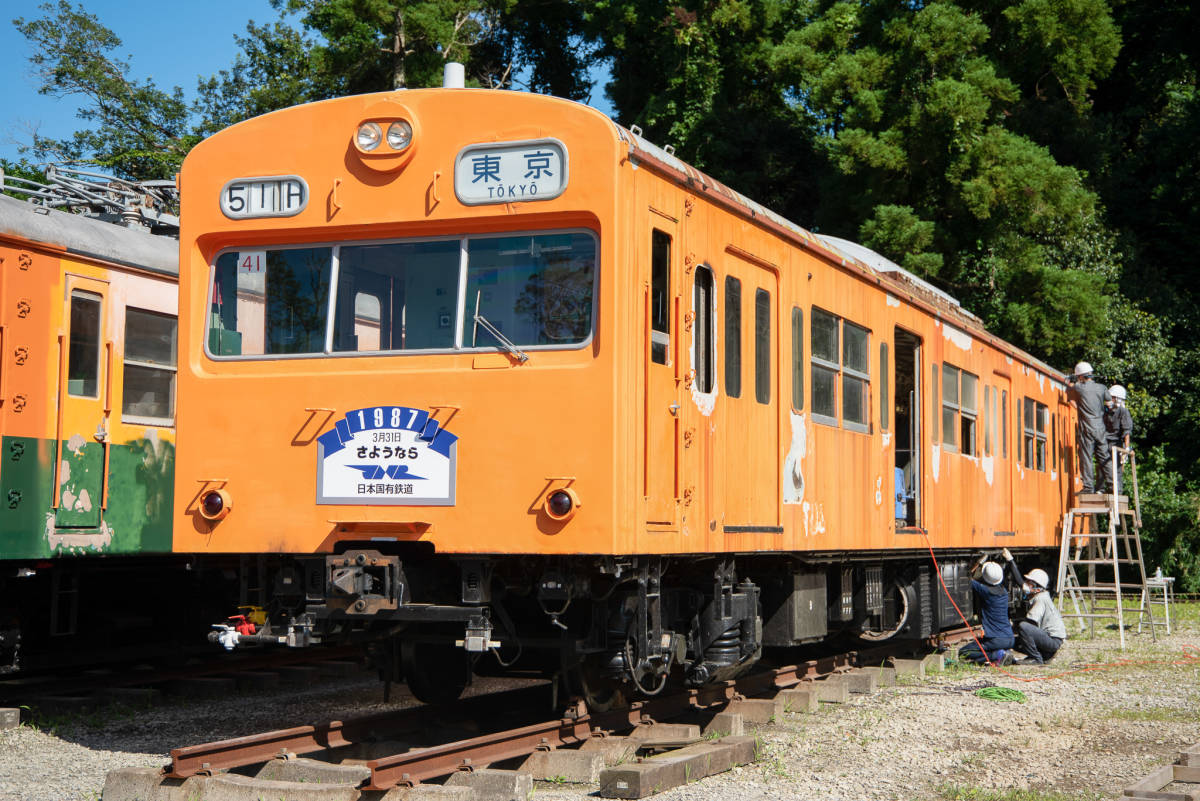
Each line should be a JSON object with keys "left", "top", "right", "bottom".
{"left": 958, "top": 557, "right": 1016, "bottom": 666}
{"left": 1066, "top": 361, "right": 1111, "bottom": 494}
{"left": 1099, "top": 384, "right": 1133, "bottom": 495}
{"left": 1001, "top": 548, "right": 1067, "bottom": 665}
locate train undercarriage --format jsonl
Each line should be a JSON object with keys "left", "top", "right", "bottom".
{"left": 211, "top": 544, "right": 1004, "bottom": 706}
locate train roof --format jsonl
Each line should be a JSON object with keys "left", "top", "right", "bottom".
{"left": 0, "top": 193, "right": 178, "bottom": 278}
{"left": 617, "top": 124, "right": 1067, "bottom": 384}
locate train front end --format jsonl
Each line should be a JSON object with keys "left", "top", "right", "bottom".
{"left": 174, "top": 86, "right": 629, "bottom": 687}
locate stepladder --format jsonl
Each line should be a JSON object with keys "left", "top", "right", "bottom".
{"left": 1055, "top": 446, "right": 1156, "bottom": 649}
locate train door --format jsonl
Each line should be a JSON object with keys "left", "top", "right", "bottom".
{"left": 892, "top": 328, "right": 921, "bottom": 528}
{"left": 992, "top": 371, "right": 1014, "bottom": 533}
{"left": 721, "top": 251, "right": 780, "bottom": 531}
{"left": 54, "top": 276, "right": 110, "bottom": 529}
{"left": 645, "top": 223, "right": 679, "bottom": 525}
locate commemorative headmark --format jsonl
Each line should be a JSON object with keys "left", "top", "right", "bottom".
{"left": 316, "top": 406, "right": 458, "bottom": 505}
{"left": 454, "top": 138, "right": 568, "bottom": 205}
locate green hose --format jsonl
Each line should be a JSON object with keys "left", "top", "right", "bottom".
{"left": 975, "top": 686, "right": 1027, "bottom": 703}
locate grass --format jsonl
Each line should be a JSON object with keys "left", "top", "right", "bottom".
{"left": 1108, "top": 704, "right": 1200, "bottom": 723}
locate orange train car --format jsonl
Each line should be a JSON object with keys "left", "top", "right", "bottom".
{"left": 175, "top": 71, "right": 1075, "bottom": 702}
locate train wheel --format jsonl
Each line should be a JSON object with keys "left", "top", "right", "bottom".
{"left": 401, "top": 640, "right": 470, "bottom": 705}
{"left": 569, "top": 660, "right": 626, "bottom": 712}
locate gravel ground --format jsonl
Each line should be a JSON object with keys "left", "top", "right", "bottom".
{"left": 2, "top": 609, "right": 1197, "bottom": 801}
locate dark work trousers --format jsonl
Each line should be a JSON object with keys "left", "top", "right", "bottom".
{"left": 1078, "top": 426, "right": 1109, "bottom": 493}
{"left": 959, "top": 634, "right": 1015, "bottom": 664}
{"left": 1016, "top": 621, "right": 1062, "bottom": 664}
{"left": 1097, "top": 440, "right": 1123, "bottom": 494}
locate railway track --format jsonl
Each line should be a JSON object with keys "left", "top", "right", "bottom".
{"left": 102, "top": 629, "right": 977, "bottom": 801}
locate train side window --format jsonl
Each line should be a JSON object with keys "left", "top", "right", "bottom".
{"left": 1022, "top": 397, "right": 1048, "bottom": 470}
{"left": 931, "top": 364, "right": 939, "bottom": 443}
{"left": 942, "top": 364, "right": 960, "bottom": 451}
{"left": 1036, "top": 403, "right": 1047, "bottom": 471}
{"left": 811, "top": 307, "right": 839, "bottom": 425}
{"left": 842, "top": 321, "right": 869, "bottom": 432}
{"left": 1001, "top": 390, "right": 1008, "bottom": 458}
{"left": 960, "top": 371, "right": 978, "bottom": 456}
{"left": 984, "top": 386, "right": 992, "bottom": 457}
{"left": 693, "top": 266, "right": 715, "bottom": 392}
{"left": 791, "top": 307, "right": 804, "bottom": 411}
{"left": 650, "top": 230, "right": 671, "bottom": 365}
{"left": 880, "top": 341, "right": 889, "bottom": 431}
{"left": 67, "top": 291, "right": 101, "bottom": 397}
{"left": 122, "top": 308, "right": 177, "bottom": 424}
{"left": 754, "top": 289, "right": 771, "bottom": 404}
{"left": 725, "top": 276, "right": 742, "bottom": 398}
{"left": 1052, "top": 413, "right": 1058, "bottom": 470}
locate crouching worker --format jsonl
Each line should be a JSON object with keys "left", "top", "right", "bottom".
{"left": 959, "top": 558, "right": 1015, "bottom": 665}
{"left": 1002, "top": 548, "right": 1067, "bottom": 665}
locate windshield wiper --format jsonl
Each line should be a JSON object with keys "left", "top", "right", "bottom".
{"left": 472, "top": 290, "right": 529, "bottom": 363}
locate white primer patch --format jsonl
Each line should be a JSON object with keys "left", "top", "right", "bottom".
{"left": 882, "top": 431, "right": 892, "bottom": 448}
{"left": 982, "top": 454, "right": 995, "bottom": 485}
{"left": 801, "top": 500, "right": 826, "bottom": 538}
{"left": 931, "top": 445, "right": 941, "bottom": 481}
{"left": 874, "top": 475, "right": 883, "bottom": 506}
{"left": 77, "top": 489, "right": 92, "bottom": 512}
{"left": 46, "top": 517, "right": 113, "bottom": 552}
{"left": 1051, "top": 469, "right": 1058, "bottom": 481}
{"left": 59, "top": 460, "right": 71, "bottom": 485}
{"left": 66, "top": 433, "right": 86, "bottom": 456}
{"left": 942, "top": 323, "right": 973, "bottom": 351}
{"left": 1005, "top": 355, "right": 1013, "bottom": 365}
{"left": 783, "top": 412, "right": 807, "bottom": 505}
{"left": 886, "top": 294, "right": 901, "bottom": 308}
{"left": 1035, "top": 373, "right": 1045, "bottom": 390}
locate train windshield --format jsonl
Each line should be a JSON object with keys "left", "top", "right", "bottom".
{"left": 207, "top": 230, "right": 596, "bottom": 358}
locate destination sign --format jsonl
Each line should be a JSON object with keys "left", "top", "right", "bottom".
{"left": 454, "top": 139, "right": 568, "bottom": 205}
{"left": 220, "top": 175, "right": 308, "bottom": 219}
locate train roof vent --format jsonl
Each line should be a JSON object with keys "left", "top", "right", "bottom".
{"left": 815, "top": 234, "right": 978, "bottom": 321}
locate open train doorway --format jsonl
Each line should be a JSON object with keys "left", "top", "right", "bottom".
{"left": 894, "top": 328, "right": 922, "bottom": 529}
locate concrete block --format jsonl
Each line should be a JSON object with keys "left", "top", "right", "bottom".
{"left": 277, "top": 665, "right": 321, "bottom": 686}
{"left": 379, "top": 786, "right": 475, "bottom": 801}
{"left": 844, "top": 671, "right": 878, "bottom": 694}
{"left": 255, "top": 756, "right": 371, "bottom": 784}
{"left": 196, "top": 774, "right": 360, "bottom": 800}
{"left": 627, "top": 723, "right": 701, "bottom": 741}
{"left": 0, "top": 707, "right": 20, "bottom": 729}
{"left": 317, "top": 660, "right": 363, "bottom": 678}
{"left": 597, "top": 735, "right": 759, "bottom": 799}
{"left": 891, "top": 658, "right": 925, "bottom": 678}
{"left": 520, "top": 749, "right": 606, "bottom": 783}
{"left": 724, "top": 697, "right": 784, "bottom": 724}
{"left": 1180, "top": 742, "right": 1200, "bottom": 766}
{"left": 232, "top": 670, "right": 280, "bottom": 692}
{"left": 777, "top": 688, "right": 818, "bottom": 713}
{"left": 100, "top": 687, "right": 162, "bottom": 707}
{"left": 861, "top": 666, "right": 897, "bottom": 686}
{"left": 166, "top": 676, "right": 236, "bottom": 699}
{"left": 35, "top": 695, "right": 93, "bottom": 715}
{"left": 814, "top": 677, "right": 849, "bottom": 703}
{"left": 580, "top": 735, "right": 638, "bottom": 766}
{"left": 702, "top": 712, "right": 744, "bottom": 737}
{"left": 444, "top": 768, "right": 533, "bottom": 801}
{"left": 100, "top": 767, "right": 203, "bottom": 801}
{"left": 922, "top": 653, "right": 946, "bottom": 672}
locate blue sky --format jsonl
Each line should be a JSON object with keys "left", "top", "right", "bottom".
{"left": 1, "top": 1, "right": 613, "bottom": 169}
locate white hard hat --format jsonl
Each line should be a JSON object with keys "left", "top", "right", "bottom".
{"left": 982, "top": 562, "right": 1004, "bottom": 585}
{"left": 1025, "top": 568, "right": 1050, "bottom": 589}
{"left": 1110, "top": 384, "right": 1127, "bottom": 401}
{"left": 1074, "top": 361, "right": 1093, "bottom": 377}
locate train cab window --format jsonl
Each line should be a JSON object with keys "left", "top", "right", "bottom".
{"left": 651, "top": 230, "right": 671, "bottom": 365}
{"left": 754, "top": 288, "right": 771, "bottom": 405}
{"left": 122, "top": 308, "right": 177, "bottom": 424}
{"left": 211, "top": 247, "right": 333, "bottom": 356}
{"left": 67, "top": 291, "right": 101, "bottom": 397}
{"left": 465, "top": 233, "right": 595, "bottom": 348}
{"left": 791, "top": 307, "right": 804, "bottom": 411}
{"left": 694, "top": 266, "right": 715, "bottom": 392}
{"left": 1023, "top": 397, "right": 1048, "bottom": 471}
{"left": 334, "top": 240, "right": 460, "bottom": 352}
{"left": 725, "top": 276, "right": 742, "bottom": 398}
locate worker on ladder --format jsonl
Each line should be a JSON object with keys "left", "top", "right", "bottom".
{"left": 1099, "top": 384, "right": 1133, "bottom": 496}
{"left": 1066, "top": 361, "right": 1111, "bottom": 494}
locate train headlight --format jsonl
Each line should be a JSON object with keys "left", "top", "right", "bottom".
{"left": 386, "top": 120, "right": 413, "bottom": 151}
{"left": 544, "top": 487, "right": 581, "bottom": 522}
{"left": 199, "top": 488, "right": 233, "bottom": 522}
{"left": 355, "top": 122, "right": 383, "bottom": 152}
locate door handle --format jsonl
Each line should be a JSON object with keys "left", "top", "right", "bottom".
{"left": 669, "top": 402, "right": 680, "bottom": 416}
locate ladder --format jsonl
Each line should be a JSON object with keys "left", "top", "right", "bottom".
{"left": 1055, "top": 446, "right": 1155, "bottom": 649}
